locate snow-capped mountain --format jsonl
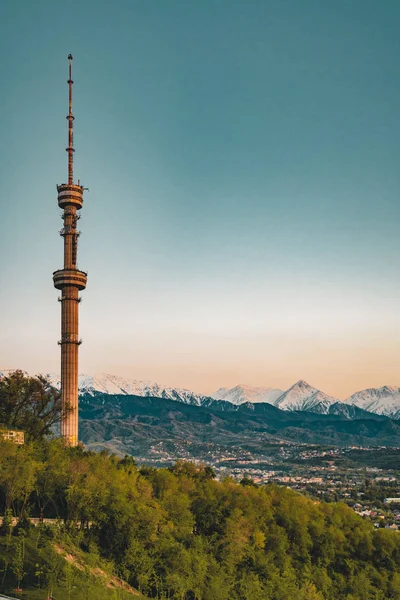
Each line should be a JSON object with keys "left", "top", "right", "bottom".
{"left": 2, "top": 368, "right": 400, "bottom": 419}
{"left": 48, "top": 372, "right": 211, "bottom": 406}
{"left": 346, "top": 386, "right": 400, "bottom": 420}
{"left": 212, "top": 384, "right": 284, "bottom": 406}
{"left": 273, "top": 380, "right": 339, "bottom": 414}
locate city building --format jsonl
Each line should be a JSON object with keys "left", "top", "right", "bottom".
{"left": 1, "top": 430, "right": 24, "bottom": 445}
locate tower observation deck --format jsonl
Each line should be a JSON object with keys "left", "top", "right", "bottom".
{"left": 53, "top": 55, "right": 87, "bottom": 446}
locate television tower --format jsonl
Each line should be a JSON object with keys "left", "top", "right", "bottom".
{"left": 53, "top": 55, "right": 87, "bottom": 446}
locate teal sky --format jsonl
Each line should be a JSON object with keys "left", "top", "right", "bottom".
{"left": 1, "top": 0, "right": 400, "bottom": 397}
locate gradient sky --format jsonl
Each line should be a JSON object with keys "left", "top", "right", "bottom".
{"left": 1, "top": 0, "right": 400, "bottom": 398}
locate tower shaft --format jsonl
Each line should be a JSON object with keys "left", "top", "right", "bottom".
{"left": 53, "top": 55, "right": 87, "bottom": 447}
{"left": 60, "top": 287, "right": 79, "bottom": 442}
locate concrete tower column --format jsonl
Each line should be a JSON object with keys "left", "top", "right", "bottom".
{"left": 53, "top": 55, "right": 87, "bottom": 447}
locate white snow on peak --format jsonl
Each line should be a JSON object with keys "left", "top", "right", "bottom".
{"left": 212, "top": 384, "right": 283, "bottom": 406}
{"left": 48, "top": 372, "right": 209, "bottom": 406}
{"left": 273, "top": 380, "right": 339, "bottom": 413}
{"left": 346, "top": 386, "right": 400, "bottom": 420}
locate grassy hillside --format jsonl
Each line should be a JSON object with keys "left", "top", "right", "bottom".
{"left": 0, "top": 526, "right": 147, "bottom": 600}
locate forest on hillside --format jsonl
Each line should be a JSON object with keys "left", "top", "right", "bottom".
{"left": 0, "top": 371, "right": 400, "bottom": 599}
{"left": 1, "top": 438, "right": 400, "bottom": 600}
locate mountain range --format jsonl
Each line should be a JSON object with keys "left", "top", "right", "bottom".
{"left": 78, "top": 392, "right": 400, "bottom": 457}
{"left": 2, "top": 369, "right": 400, "bottom": 420}
{"left": 213, "top": 380, "right": 400, "bottom": 419}
{"left": 53, "top": 372, "right": 400, "bottom": 420}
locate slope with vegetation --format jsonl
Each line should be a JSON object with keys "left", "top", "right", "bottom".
{"left": 0, "top": 522, "right": 145, "bottom": 599}
{"left": 1, "top": 439, "right": 400, "bottom": 599}
{"left": 0, "top": 371, "right": 400, "bottom": 599}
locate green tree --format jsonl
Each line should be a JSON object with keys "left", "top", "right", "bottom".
{"left": 240, "top": 476, "right": 256, "bottom": 487}
{"left": 0, "top": 508, "right": 13, "bottom": 543}
{"left": 34, "top": 562, "right": 45, "bottom": 589}
{"left": 45, "top": 546, "right": 64, "bottom": 598}
{"left": 64, "top": 562, "right": 77, "bottom": 600}
{"left": 0, "top": 442, "right": 39, "bottom": 515}
{"left": 11, "top": 531, "right": 25, "bottom": 591}
{"left": 34, "top": 439, "right": 70, "bottom": 520}
{"left": 0, "top": 370, "right": 63, "bottom": 441}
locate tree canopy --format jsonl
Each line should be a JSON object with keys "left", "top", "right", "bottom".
{"left": 0, "top": 370, "right": 63, "bottom": 441}
{"left": 0, "top": 438, "right": 400, "bottom": 599}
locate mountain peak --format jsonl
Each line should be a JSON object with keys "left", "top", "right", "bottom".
{"left": 346, "top": 385, "right": 400, "bottom": 419}
{"left": 274, "top": 380, "right": 338, "bottom": 413}
{"left": 291, "top": 380, "right": 316, "bottom": 391}
{"left": 212, "top": 384, "right": 284, "bottom": 406}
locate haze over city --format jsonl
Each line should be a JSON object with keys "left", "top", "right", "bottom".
{"left": 1, "top": 0, "right": 400, "bottom": 399}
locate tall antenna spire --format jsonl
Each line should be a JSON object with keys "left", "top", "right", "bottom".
{"left": 67, "top": 54, "right": 75, "bottom": 185}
